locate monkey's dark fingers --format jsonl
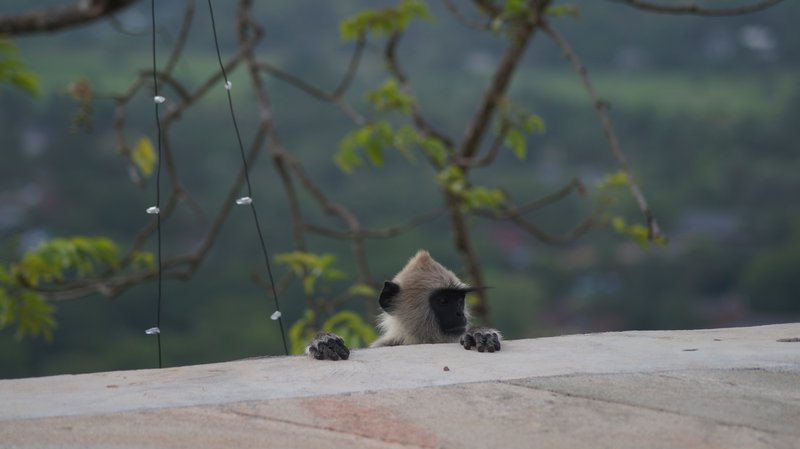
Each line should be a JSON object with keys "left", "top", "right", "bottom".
{"left": 486, "top": 336, "right": 495, "bottom": 352}
{"left": 475, "top": 332, "right": 488, "bottom": 352}
{"left": 461, "top": 333, "right": 476, "bottom": 350}
{"left": 490, "top": 332, "right": 501, "bottom": 352}
{"left": 319, "top": 341, "right": 341, "bottom": 361}
{"left": 307, "top": 332, "right": 350, "bottom": 361}
{"left": 334, "top": 340, "right": 350, "bottom": 360}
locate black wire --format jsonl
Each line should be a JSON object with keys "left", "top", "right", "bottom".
{"left": 206, "top": 0, "right": 289, "bottom": 356}
{"left": 151, "top": 0, "right": 163, "bottom": 369}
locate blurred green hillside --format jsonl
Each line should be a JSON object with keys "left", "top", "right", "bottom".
{"left": 1, "top": 0, "right": 798, "bottom": 378}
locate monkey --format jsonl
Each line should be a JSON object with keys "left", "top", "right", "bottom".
{"left": 306, "top": 250, "right": 502, "bottom": 360}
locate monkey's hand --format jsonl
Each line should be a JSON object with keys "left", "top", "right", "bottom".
{"left": 306, "top": 332, "right": 350, "bottom": 361}
{"left": 461, "top": 327, "right": 502, "bottom": 353}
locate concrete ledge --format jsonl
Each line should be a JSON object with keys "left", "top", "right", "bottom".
{"left": 1, "top": 324, "right": 799, "bottom": 448}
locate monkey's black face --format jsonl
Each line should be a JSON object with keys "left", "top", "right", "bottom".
{"left": 429, "top": 288, "right": 467, "bottom": 335}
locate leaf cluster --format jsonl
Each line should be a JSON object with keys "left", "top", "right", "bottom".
{"left": 437, "top": 166, "right": 506, "bottom": 212}
{"left": 275, "top": 251, "right": 346, "bottom": 296}
{"left": 339, "top": 0, "right": 431, "bottom": 41}
{"left": 498, "top": 101, "right": 546, "bottom": 161}
{"left": 336, "top": 121, "right": 448, "bottom": 173}
{"left": 0, "top": 237, "right": 122, "bottom": 340}
{"left": 595, "top": 171, "right": 666, "bottom": 248}
{"left": 0, "top": 37, "right": 40, "bottom": 97}
{"left": 366, "top": 79, "right": 415, "bottom": 114}
{"left": 131, "top": 137, "right": 158, "bottom": 178}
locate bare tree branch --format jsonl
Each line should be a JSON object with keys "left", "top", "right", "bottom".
{"left": 541, "top": 20, "right": 664, "bottom": 241}
{"left": 455, "top": 121, "right": 510, "bottom": 168}
{"left": 237, "top": 1, "right": 375, "bottom": 289}
{"left": 609, "top": 0, "right": 784, "bottom": 16}
{"left": 516, "top": 177, "right": 586, "bottom": 214}
{"left": 163, "top": 0, "right": 195, "bottom": 74}
{"left": 254, "top": 35, "right": 366, "bottom": 126}
{"left": 459, "top": 16, "right": 537, "bottom": 159}
{"left": 446, "top": 0, "right": 552, "bottom": 324}
{"left": 256, "top": 60, "right": 366, "bottom": 126}
{"left": 385, "top": 32, "right": 456, "bottom": 152}
{"left": 498, "top": 202, "right": 599, "bottom": 245}
{"left": 441, "top": 0, "right": 491, "bottom": 31}
{"left": 302, "top": 209, "right": 445, "bottom": 240}
{"left": 0, "top": 0, "right": 140, "bottom": 35}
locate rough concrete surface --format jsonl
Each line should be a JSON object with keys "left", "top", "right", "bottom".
{"left": 1, "top": 324, "right": 799, "bottom": 449}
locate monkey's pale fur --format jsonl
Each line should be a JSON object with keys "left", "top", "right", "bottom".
{"left": 371, "top": 250, "right": 471, "bottom": 347}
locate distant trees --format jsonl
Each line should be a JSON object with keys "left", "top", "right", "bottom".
{"left": 0, "top": 0, "right": 786, "bottom": 350}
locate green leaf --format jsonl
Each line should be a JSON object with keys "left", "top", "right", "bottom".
{"left": 365, "top": 140, "right": 385, "bottom": 166}
{"left": 505, "top": 128, "right": 526, "bottom": 160}
{"left": 336, "top": 121, "right": 394, "bottom": 173}
{"left": 366, "top": 79, "right": 415, "bottom": 114}
{"left": 302, "top": 275, "right": 316, "bottom": 296}
{"left": 276, "top": 251, "right": 349, "bottom": 296}
{"left": 334, "top": 143, "right": 364, "bottom": 174}
{"left": 348, "top": 283, "right": 378, "bottom": 298}
{"left": 546, "top": 5, "right": 580, "bottom": 18}
{"left": 503, "top": 0, "right": 528, "bottom": 15}
{"left": 393, "top": 126, "right": 420, "bottom": 162}
{"left": 437, "top": 166, "right": 467, "bottom": 193}
{"left": 131, "top": 251, "right": 155, "bottom": 271}
{"left": 131, "top": 137, "right": 158, "bottom": 177}
{"left": 16, "top": 237, "right": 120, "bottom": 287}
{"left": 339, "top": 0, "right": 431, "bottom": 41}
{"left": 0, "top": 265, "right": 12, "bottom": 285}
{"left": 9, "top": 72, "right": 41, "bottom": 96}
{"left": 462, "top": 186, "right": 506, "bottom": 211}
{"left": 0, "top": 37, "right": 41, "bottom": 97}
{"left": 522, "top": 114, "right": 546, "bottom": 134}
{"left": 596, "top": 170, "right": 630, "bottom": 190}
{"left": 10, "top": 291, "right": 56, "bottom": 341}
{"left": 417, "top": 135, "right": 448, "bottom": 165}
{"left": 608, "top": 215, "right": 666, "bottom": 249}
{"left": 0, "top": 288, "right": 11, "bottom": 327}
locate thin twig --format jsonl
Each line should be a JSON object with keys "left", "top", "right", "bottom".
{"left": 541, "top": 20, "right": 663, "bottom": 241}
{"left": 498, "top": 202, "right": 599, "bottom": 245}
{"left": 441, "top": 0, "right": 491, "bottom": 30}
{"left": 516, "top": 177, "right": 586, "bottom": 214}
{"left": 163, "top": 0, "right": 195, "bottom": 74}
{"left": 254, "top": 35, "right": 367, "bottom": 127}
{"left": 0, "top": 0, "right": 139, "bottom": 35}
{"left": 609, "top": 0, "right": 784, "bottom": 16}
{"left": 385, "top": 32, "right": 456, "bottom": 153}
{"left": 303, "top": 209, "right": 445, "bottom": 240}
{"left": 455, "top": 121, "right": 510, "bottom": 168}
{"left": 459, "top": 18, "right": 537, "bottom": 159}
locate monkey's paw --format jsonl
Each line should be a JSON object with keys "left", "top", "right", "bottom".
{"left": 306, "top": 332, "right": 350, "bottom": 361}
{"left": 461, "top": 327, "right": 502, "bottom": 353}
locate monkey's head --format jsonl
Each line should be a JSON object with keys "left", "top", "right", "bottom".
{"left": 376, "top": 250, "right": 477, "bottom": 344}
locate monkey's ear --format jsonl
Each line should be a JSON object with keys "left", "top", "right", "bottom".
{"left": 379, "top": 281, "right": 400, "bottom": 313}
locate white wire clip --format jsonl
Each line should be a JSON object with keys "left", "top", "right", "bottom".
{"left": 146, "top": 206, "right": 160, "bottom": 215}
{"left": 235, "top": 196, "right": 253, "bottom": 205}
{"left": 145, "top": 327, "right": 161, "bottom": 335}
{"left": 270, "top": 311, "right": 282, "bottom": 321}
{"left": 224, "top": 81, "right": 232, "bottom": 91}
{"left": 154, "top": 95, "right": 166, "bottom": 104}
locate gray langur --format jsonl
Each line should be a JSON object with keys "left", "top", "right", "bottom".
{"left": 306, "top": 250, "right": 502, "bottom": 360}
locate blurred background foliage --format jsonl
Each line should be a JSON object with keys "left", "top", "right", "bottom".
{"left": 1, "top": 0, "right": 798, "bottom": 378}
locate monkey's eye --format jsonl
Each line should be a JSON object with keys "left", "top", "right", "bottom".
{"left": 438, "top": 297, "right": 448, "bottom": 305}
